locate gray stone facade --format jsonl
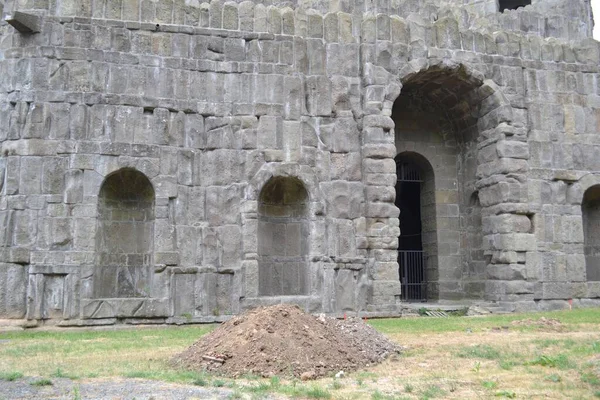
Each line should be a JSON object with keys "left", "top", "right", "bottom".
{"left": 0, "top": 0, "right": 599, "bottom": 326}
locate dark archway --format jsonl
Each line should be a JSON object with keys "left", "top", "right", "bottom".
{"left": 95, "top": 169, "right": 155, "bottom": 298}
{"left": 395, "top": 152, "right": 436, "bottom": 301}
{"left": 392, "top": 64, "right": 489, "bottom": 301}
{"left": 258, "top": 176, "right": 309, "bottom": 296}
{"left": 583, "top": 185, "right": 600, "bottom": 281}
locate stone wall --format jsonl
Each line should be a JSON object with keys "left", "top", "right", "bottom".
{"left": 0, "top": 0, "right": 599, "bottom": 325}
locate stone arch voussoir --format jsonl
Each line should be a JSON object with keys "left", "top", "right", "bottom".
{"left": 246, "top": 163, "right": 322, "bottom": 210}
{"left": 569, "top": 173, "right": 600, "bottom": 206}
{"left": 385, "top": 59, "right": 513, "bottom": 126}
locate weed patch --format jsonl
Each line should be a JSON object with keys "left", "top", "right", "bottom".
{"left": 495, "top": 390, "right": 516, "bottom": 398}
{"left": 527, "top": 354, "right": 573, "bottom": 369}
{"left": 304, "top": 386, "right": 331, "bottom": 399}
{"left": 420, "top": 384, "right": 445, "bottom": 399}
{"left": 457, "top": 344, "right": 502, "bottom": 360}
{"left": 213, "top": 379, "right": 226, "bottom": 387}
{"left": 0, "top": 371, "right": 23, "bottom": 381}
{"left": 482, "top": 380, "right": 498, "bottom": 389}
{"left": 51, "top": 368, "right": 79, "bottom": 380}
{"left": 30, "top": 378, "right": 53, "bottom": 386}
{"left": 582, "top": 371, "right": 600, "bottom": 386}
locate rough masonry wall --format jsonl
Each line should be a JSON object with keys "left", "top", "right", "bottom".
{"left": 0, "top": 0, "right": 599, "bottom": 324}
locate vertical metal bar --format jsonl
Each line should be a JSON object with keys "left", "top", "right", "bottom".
{"left": 403, "top": 251, "right": 408, "bottom": 300}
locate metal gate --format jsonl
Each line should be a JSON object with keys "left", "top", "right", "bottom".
{"left": 396, "top": 160, "right": 428, "bottom": 302}
{"left": 398, "top": 250, "right": 427, "bottom": 301}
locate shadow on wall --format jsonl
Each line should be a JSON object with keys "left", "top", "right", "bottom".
{"left": 258, "top": 176, "right": 309, "bottom": 296}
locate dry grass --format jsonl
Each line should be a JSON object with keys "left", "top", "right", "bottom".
{"left": 0, "top": 309, "right": 599, "bottom": 399}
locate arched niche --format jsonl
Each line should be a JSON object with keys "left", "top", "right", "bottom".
{"left": 94, "top": 168, "right": 155, "bottom": 298}
{"left": 583, "top": 185, "right": 600, "bottom": 281}
{"left": 258, "top": 176, "right": 309, "bottom": 296}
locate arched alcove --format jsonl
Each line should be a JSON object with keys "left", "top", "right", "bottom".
{"left": 258, "top": 176, "right": 309, "bottom": 296}
{"left": 395, "top": 152, "right": 437, "bottom": 301}
{"left": 94, "top": 168, "right": 155, "bottom": 298}
{"left": 392, "top": 64, "right": 490, "bottom": 301}
{"left": 583, "top": 185, "right": 600, "bottom": 281}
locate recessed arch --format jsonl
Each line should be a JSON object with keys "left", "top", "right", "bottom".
{"left": 392, "top": 63, "right": 497, "bottom": 301}
{"left": 258, "top": 176, "right": 310, "bottom": 296}
{"left": 94, "top": 168, "right": 155, "bottom": 298}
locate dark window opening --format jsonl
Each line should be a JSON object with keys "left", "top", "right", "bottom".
{"left": 499, "top": 0, "right": 531, "bottom": 12}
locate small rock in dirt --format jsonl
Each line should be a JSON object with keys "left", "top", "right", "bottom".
{"left": 301, "top": 371, "right": 317, "bottom": 381}
{"left": 335, "top": 371, "right": 345, "bottom": 379}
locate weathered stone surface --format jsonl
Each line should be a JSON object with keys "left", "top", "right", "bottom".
{"left": 0, "top": 0, "right": 597, "bottom": 325}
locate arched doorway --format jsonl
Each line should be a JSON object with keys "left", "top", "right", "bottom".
{"left": 258, "top": 176, "right": 309, "bottom": 296}
{"left": 583, "top": 185, "right": 600, "bottom": 281}
{"left": 95, "top": 168, "right": 155, "bottom": 298}
{"left": 395, "top": 153, "right": 436, "bottom": 301}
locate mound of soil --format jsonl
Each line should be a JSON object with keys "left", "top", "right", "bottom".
{"left": 171, "top": 305, "right": 400, "bottom": 379}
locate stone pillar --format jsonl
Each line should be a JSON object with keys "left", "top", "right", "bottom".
{"left": 361, "top": 68, "right": 402, "bottom": 311}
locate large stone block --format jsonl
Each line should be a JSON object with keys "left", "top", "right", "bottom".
{"left": 205, "top": 185, "right": 243, "bottom": 226}
{"left": 321, "top": 181, "right": 364, "bottom": 219}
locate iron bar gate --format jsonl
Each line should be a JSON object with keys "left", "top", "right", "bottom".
{"left": 399, "top": 250, "right": 427, "bottom": 302}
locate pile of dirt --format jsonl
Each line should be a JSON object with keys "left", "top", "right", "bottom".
{"left": 510, "top": 317, "right": 565, "bottom": 331}
{"left": 171, "top": 304, "right": 400, "bottom": 379}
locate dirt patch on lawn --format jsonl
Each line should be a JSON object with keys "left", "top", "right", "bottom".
{"left": 510, "top": 317, "right": 565, "bottom": 331}
{"left": 171, "top": 304, "right": 400, "bottom": 379}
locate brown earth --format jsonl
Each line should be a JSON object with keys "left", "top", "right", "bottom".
{"left": 171, "top": 304, "right": 400, "bottom": 379}
{"left": 510, "top": 317, "right": 565, "bottom": 331}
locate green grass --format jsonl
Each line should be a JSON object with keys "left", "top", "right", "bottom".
{"left": 30, "top": 378, "right": 53, "bottom": 386}
{"left": 495, "top": 390, "right": 516, "bottom": 398}
{"left": 368, "top": 308, "right": 600, "bottom": 334}
{"left": 51, "top": 368, "right": 79, "bottom": 380}
{"left": 0, "top": 324, "right": 215, "bottom": 344}
{"left": 0, "top": 308, "right": 599, "bottom": 399}
{"left": 457, "top": 344, "right": 502, "bottom": 360}
{"left": 0, "top": 371, "right": 23, "bottom": 381}
{"left": 482, "top": 380, "right": 498, "bottom": 389}
{"left": 582, "top": 372, "right": 600, "bottom": 386}
{"left": 304, "top": 386, "right": 332, "bottom": 399}
{"left": 420, "top": 384, "right": 445, "bottom": 399}
{"left": 527, "top": 354, "right": 573, "bottom": 370}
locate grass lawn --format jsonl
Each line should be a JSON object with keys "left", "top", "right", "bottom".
{"left": 0, "top": 308, "right": 599, "bottom": 399}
